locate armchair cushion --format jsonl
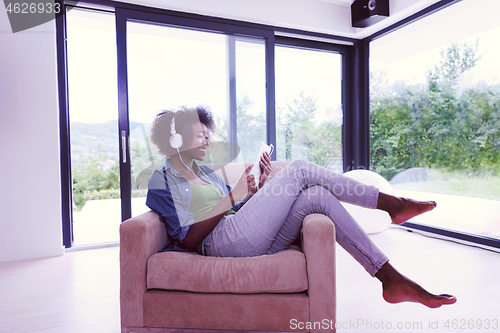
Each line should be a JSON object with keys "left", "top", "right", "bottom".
{"left": 147, "top": 247, "right": 308, "bottom": 293}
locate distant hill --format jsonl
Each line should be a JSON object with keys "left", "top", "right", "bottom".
{"left": 70, "top": 121, "right": 149, "bottom": 162}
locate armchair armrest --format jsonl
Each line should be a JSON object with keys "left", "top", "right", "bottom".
{"left": 301, "top": 213, "right": 336, "bottom": 329}
{"left": 120, "top": 211, "right": 167, "bottom": 327}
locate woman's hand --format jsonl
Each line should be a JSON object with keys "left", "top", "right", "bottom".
{"left": 258, "top": 151, "right": 272, "bottom": 189}
{"left": 233, "top": 164, "right": 258, "bottom": 202}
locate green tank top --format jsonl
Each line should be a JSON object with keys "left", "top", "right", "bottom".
{"left": 189, "top": 184, "right": 235, "bottom": 222}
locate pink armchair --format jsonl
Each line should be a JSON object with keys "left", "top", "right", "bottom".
{"left": 120, "top": 161, "right": 337, "bottom": 333}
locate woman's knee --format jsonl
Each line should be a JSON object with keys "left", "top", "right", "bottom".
{"left": 298, "top": 185, "right": 333, "bottom": 204}
{"left": 288, "top": 159, "right": 310, "bottom": 171}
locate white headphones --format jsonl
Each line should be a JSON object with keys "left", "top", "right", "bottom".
{"left": 169, "top": 115, "right": 183, "bottom": 149}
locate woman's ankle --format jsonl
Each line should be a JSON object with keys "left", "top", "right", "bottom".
{"left": 376, "top": 192, "right": 402, "bottom": 214}
{"left": 375, "top": 261, "right": 400, "bottom": 284}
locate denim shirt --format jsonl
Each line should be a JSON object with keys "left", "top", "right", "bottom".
{"left": 146, "top": 158, "right": 243, "bottom": 252}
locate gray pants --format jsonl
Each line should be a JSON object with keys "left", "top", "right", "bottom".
{"left": 203, "top": 159, "right": 389, "bottom": 276}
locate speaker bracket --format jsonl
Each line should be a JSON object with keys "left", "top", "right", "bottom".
{"left": 351, "top": 0, "right": 389, "bottom": 28}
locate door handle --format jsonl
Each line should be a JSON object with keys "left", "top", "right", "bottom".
{"left": 121, "top": 130, "right": 127, "bottom": 164}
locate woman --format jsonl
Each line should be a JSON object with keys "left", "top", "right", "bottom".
{"left": 146, "top": 106, "right": 457, "bottom": 309}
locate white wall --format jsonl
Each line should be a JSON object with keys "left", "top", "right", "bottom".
{"left": 0, "top": 10, "right": 64, "bottom": 262}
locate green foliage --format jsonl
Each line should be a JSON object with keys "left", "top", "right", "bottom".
{"left": 431, "top": 39, "right": 482, "bottom": 89}
{"left": 276, "top": 91, "right": 342, "bottom": 167}
{"left": 236, "top": 96, "right": 267, "bottom": 161}
{"left": 82, "top": 189, "right": 121, "bottom": 202}
{"left": 304, "top": 122, "right": 342, "bottom": 167}
{"left": 371, "top": 40, "right": 500, "bottom": 180}
{"left": 281, "top": 92, "right": 317, "bottom": 161}
{"left": 72, "top": 143, "right": 152, "bottom": 210}
{"left": 208, "top": 93, "right": 342, "bottom": 167}
{"left": 72, "top": 146, "right": 120, "bottom": 210}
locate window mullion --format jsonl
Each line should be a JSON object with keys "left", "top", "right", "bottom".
{"left": 226, "top": 35, "right": 238, "bottom": 161}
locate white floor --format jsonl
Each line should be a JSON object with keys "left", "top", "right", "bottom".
{"left": 1, "top": 227, "right": 499, "bottom": 333}
{"left": 336, "top": 227, "right": 500, "bottom": 333}
{"left": 72, "top": 197, "right": 149, "bottom": 246}
{"left": 0, "top": 246, "right": 120, "bottom": 333}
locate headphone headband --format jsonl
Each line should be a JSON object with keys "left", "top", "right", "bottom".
{"left": 170, "top": 116, "right": 177, "bottom": 134}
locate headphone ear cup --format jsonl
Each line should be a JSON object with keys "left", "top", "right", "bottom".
{"left": 170, "top": 133, "right": 183, "bottom": 149}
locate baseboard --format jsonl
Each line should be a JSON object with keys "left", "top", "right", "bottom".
{"left": 0, "top": 246, "right": 65, "bottom": 263}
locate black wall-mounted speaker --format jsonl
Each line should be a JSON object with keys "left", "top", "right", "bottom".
{"left": 351, "top": 0, "right": 389, "bottom": 28}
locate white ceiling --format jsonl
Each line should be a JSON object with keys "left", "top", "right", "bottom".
{"left": 123, "top": 0, "right": 442, "bottom": 39}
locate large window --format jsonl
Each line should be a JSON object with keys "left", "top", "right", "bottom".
{"left": 275, "top": 44, "right": 343, "bottom": 173}
{"left": 370, "top": 0, "right": 500, "bottom": 243}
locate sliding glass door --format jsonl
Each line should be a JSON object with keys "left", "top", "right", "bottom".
{"left": 61, "top": 3, "right": 352, "bottom": 247}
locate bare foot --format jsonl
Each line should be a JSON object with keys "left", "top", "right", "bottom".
{"left": 376, "top": 263, "right": 457, "bottom": 308}
{"left": 382, "top": 277, "right": 456, "bottom": 308}
{"left": 389, "top": 197, "right": 437, "bottom": 225}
